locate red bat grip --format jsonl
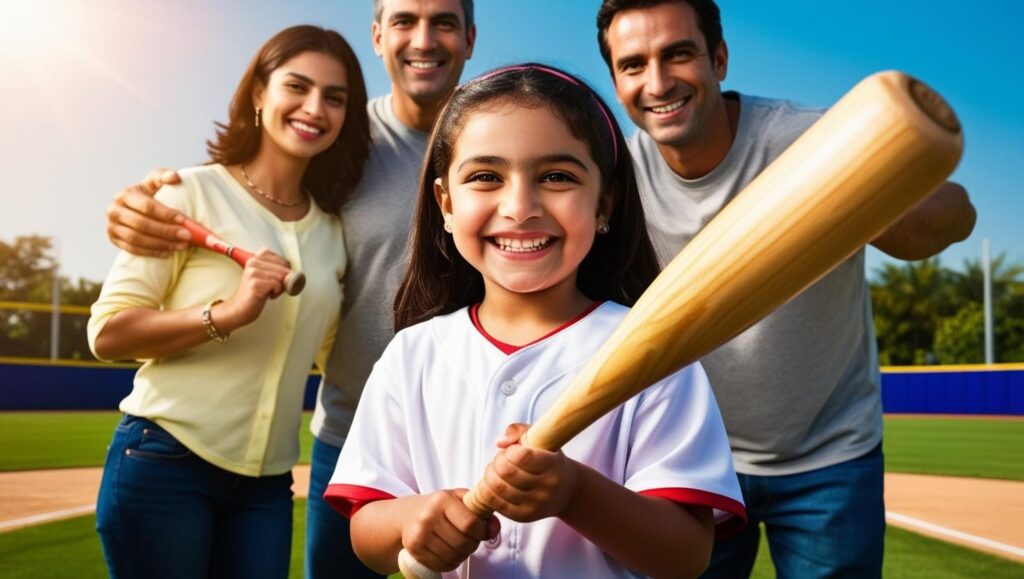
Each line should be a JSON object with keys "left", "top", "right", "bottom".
{"left": 181, "top": 218, "right": 305, "bottom": 295}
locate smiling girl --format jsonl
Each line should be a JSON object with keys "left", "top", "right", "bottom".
{"left": 87, "top": 26, "right": 369, "bottom": 578}
{"left": 325, "top": 64, "right": 745, "bottom": 578}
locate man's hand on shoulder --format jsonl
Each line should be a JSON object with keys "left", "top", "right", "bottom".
{"left": 106, "top": 169, "right": 191, "bottom": 257}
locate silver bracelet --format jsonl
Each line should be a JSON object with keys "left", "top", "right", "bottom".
{"left": 201, "top": 299, "right": 229, "bottom": 343}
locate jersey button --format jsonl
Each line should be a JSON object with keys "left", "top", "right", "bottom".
{"left": 499, "top": 380, "right": 517, "bottom": 396}
{"left": 486, "top": 533, "right": 501, "bottom": 549}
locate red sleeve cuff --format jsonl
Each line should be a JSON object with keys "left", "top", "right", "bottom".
{"left": 324, "top": 484, "right": 396, "bottom": 519}
{"left": 639, "top": 487, "right": 748, "bottom": 539}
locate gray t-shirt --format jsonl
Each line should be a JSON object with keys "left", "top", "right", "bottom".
{"left": 629, "top": 92, "right": 882, "bottom": 476}
{"left": 312, "top": 95, "right": 429, "bottom": 447}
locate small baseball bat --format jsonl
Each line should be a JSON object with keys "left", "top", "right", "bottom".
{"left": 181, "top": 217, "right": 306, "bottom": 296}
{"left": 398, "top": 71, "right": 963, "bottom": 577}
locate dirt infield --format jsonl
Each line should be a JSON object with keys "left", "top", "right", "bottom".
{"left": 885, "top": 473, "right": 1023, "bottom": 561}
{"left": 1, "top": 467, "right": 1021, "bottom": 562}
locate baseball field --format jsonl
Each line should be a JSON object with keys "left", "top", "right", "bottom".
{"left": 0, "top": 412, "right": 1021, "bottom": 578}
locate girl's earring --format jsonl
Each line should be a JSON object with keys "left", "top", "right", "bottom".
{"left": 443, "top": 216, "right": 453, "bottom": 233}
{"left": 254, "top": 108, "right": 261, "bottom": 128}
{"left": 596, "top": 215, "right": 610, "bottom": 235}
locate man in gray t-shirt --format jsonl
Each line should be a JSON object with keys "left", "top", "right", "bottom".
{"left": 598, "top": 1, "right": 975, "bottom": 577}
{"left": 104, "top": 2, "right": 476, "bottom": 577}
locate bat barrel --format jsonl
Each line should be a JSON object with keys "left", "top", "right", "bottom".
{"left": 908, "top": 77, "right": 961, "bottom": 135}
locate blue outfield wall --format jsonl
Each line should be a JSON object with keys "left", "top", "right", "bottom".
{"left": 0, "top": 360, "right": 322, "bottom": 411}
{"left": 880, "top": 366, "right": 1024, "bottom": 415}
{"left": 0, "top": 359, "right": 1022, "bottom": 414}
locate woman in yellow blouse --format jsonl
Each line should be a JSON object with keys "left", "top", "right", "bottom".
{"left": 87, "top": 25, "right": 369, "bottom": 579}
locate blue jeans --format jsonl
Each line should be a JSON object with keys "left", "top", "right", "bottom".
{"left": 96, "top": 415, "right": 294, "bottom": 579}
{"left": 701, "top": 444, "right": 885, "bottom": 579}
{"left": 305, "top": 436, "right": 383, "bottom": 578}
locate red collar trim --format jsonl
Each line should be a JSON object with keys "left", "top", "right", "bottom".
{"left": 470, "top": 301, "right": 604, "bottom": 355}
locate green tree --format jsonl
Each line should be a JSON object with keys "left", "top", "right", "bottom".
{"left": 934, "top": 302, "right": 984, "bottom": 363}
{"left": 871, "top": 253, "right": 1024, "bottom": 365}
{"left": 0, "top": 235, "right": 55, "bottom": 302}
{"left": 870, "top": 258, "right": 960, "bottom": 365}
{"left": 0, "top": 235, "right": 102, "bottom": 360}
{"left": 943, "top": 254, "right": 1024, "bottom": 363}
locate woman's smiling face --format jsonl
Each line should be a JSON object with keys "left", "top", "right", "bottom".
{"left": 255, "top": 50, "right": 349, "bottom": 160}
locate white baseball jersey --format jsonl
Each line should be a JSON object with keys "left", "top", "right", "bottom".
{"left": 326, "top": 302, "right": 745, "bottom": 578}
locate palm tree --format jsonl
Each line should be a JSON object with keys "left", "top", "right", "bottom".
{"left": 870, "top": 258, "right": 960, "bottom": 365}
{"left": 946, "top": 254, "right": 1024, "bottom": 363}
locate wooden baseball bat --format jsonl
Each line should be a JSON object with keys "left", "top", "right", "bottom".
{"left": 181, "top": 217, "right": 306, "bottom": 296}
{"left": 398, "top": 71, "right": 963, "bottom": 577}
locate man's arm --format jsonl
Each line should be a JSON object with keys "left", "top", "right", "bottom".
{"left": 106, "top": 169, "right": 192, "bottom": 257}
{"left": 871, "top": 181, "right": 976, "bottom": 260}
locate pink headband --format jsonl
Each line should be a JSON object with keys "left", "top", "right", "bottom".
{"left": 468, "top": 65, "right": 619, "bottom": 165}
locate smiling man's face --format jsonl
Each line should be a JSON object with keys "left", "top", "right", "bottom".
{"left": 606, "top": 1, "right": 727, "bottom": 150}
{"left": 373, "top": 0, "right": 475, "bottom": 106}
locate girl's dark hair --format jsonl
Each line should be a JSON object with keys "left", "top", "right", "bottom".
{"left": 206, "top": 25, "right": 370, "bottom": 215}
{"left": 394, "top": 63, "right": 661, "bottom": 331}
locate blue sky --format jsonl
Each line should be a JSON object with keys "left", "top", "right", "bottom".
{"left": 1, "top": 0, "right": 1021, "bottom": 282}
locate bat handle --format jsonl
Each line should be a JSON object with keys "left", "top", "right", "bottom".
{"left": 283, "top": 270, "right": 306, "bottom": 296}
{"left": 397, "top": 550, "right": 443, "bottom": 579}
{"left": 395, "top": 470, "right": 503, "bottom": 577}
{"left": 182, "top": 218, "right": 306, "bottom": 296}
{"left": 229, "top": 247, "right": 307, "bottom": 296}
{"left": 397, "top": 429, "right": 550, "bottom": 577}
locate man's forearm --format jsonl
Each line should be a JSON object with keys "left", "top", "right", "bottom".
{"left": 871, "top": 181, "right": 975, "bottom": 260}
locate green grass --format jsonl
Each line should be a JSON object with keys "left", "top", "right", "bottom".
{"left": 1, "top": 510, "right": 1019, "bottom": 579}
{"left": 0, "top": 412, "right": 121, "bottom": 470}
{"left": 883, "top": 416, "right": 1024, "bottom": 480}
{"left": 0, "top": 412, "right": 316, "bottom": 471}
{"left": 748, "top": 523, "right": 1023, "bottom": 579}
{"left": 3, "top": 412, "right": 1021, "bottom": 481}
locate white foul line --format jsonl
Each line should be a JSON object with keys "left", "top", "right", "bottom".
{"left": 887, "top": 511, "right": 1024, "bottom": 559}
{"left": 0, "top": 504, "right": 96, "bottom": 532}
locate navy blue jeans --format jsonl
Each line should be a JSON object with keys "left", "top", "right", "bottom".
{"left": 305, "top": 436, "right": 382, "bottom": 578}
{"left": 701, "top": 444, "right": 885, "bottom": 579}
{"left": 96, "top": 415, "right": 294, "bottom": 579}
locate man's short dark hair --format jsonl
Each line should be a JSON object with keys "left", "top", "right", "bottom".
{"left": 596, "top": 0, "right": 722, "bottom": 73}
{"left": 373, "top": 0, "right": 475, "bottom": 31}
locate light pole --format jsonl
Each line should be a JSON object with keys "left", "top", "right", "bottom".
{"left": 982, "top": 239, "right": 994, "bottom": 364}
{"left": 50, "top": 237, "right": 60, "bottom": 361}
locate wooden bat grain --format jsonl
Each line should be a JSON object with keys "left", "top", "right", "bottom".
{"left": 398, "top": 71, "right": 963, "bottom": 577}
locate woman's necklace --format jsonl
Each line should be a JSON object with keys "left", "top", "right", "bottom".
{"left": 239, "top": 165, "right": 307, "bottom": 208}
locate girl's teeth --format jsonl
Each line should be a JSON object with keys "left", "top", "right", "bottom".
{"left": 494, "top": 237, "right": 551, "bottom": 252}
{"left": 409, "top": 61, "right": 440, "bottom": 69}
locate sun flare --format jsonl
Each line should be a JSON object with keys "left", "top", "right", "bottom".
{"left": 0, "top": 0, "right": 64, "bottom": 55}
